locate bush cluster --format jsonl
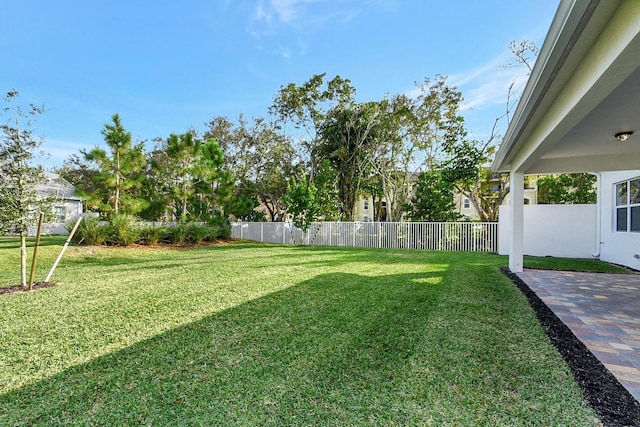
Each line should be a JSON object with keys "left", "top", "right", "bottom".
{"left": 69, "top": 214, "right": 231, "bottom": 247}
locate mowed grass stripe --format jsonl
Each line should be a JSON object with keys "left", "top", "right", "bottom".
{"left": 0, "top": 238, "right": 601, "bottom": 425}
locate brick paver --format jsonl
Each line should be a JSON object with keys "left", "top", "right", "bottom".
{"left": 517, "top": 269, "right": 640, "bottom": 401}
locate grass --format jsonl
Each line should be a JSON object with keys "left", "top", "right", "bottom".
{"left": 0, "top": 237, "right": 612, "bottom": 425}
{"left": 523, "top": 255, "right": 633, "bottom": 273}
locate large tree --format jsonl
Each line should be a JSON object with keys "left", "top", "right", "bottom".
{"left": 270, "top": 73, "right": 356, "bottom": 175}
{"left": 0, "top": 90, "right": 50, "bottom": 288}
{"left": 192, "top": 138, "right": 234, "bottom": 221}
{"left": 316, "top": 101, "right": 382, "bottom": 220}
{"left": 83, "top": 114, "right": 146, "bottom": 216}
{"left": 164, "top": 131, "right": 201, "bottom": 220}
{"left": 204, "top": 116, "right": 300, "bottom": 222}
{"left": 371, "top": 77, "right": 465, "bottom": 221}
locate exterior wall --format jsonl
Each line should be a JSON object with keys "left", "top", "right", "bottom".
{"left": 455, "top": 175, "right": 541, "bottom": 221}
{"left": 499, "top": 204, "right": 597, "bottom": 258}
{"left": 354, "top": 197, "right": 374, "bottom": 222}
{"left": 454, "top": 194, "right": 477, "bottom": 220}
{"left": 599, "top": 170, "right": 640, "bottom": 270}
{"left": 38, "top": 172, "right": 83, "bottom": 223}
{"left": 53, "top": 199, "right": 84, "bottom": 222}
{"left": 502, "top": 188, "right": 539, "bottom": 206}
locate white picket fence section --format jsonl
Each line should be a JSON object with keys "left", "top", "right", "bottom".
{"left": 231, "top": 221, "right": 498, "bottom": 252}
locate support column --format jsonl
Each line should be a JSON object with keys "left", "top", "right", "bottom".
{"left": 510, "top": 171, "right": 524, "bottom": 272}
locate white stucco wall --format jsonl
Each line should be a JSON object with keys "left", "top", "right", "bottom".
{"left": 499, "top": 204, "right": 598, "bottom": 258}
{"left": 598, "top": 170, "right": 640, "bottom": 270}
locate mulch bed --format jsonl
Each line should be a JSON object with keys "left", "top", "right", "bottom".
{"left": 0, "top": 282, "right": 57, "bottom": 295}
{"left": 502, "top": 267, "right": 640, "bottom": 427}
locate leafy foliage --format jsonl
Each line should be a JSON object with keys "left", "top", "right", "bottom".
{"left": 70, "top": 216, "right": 109, "bottom": 245}
{"left": 282, "top": 174, "right": 318, "bottom": 234}
{"left": 83, "top": 114, "right": 147, "bottom": 216}
{"left": 537, "top": 173, "right": 597, "bottom": 204}
{"left": 404, "top": 171, "right": 462, "bottom": 222}
{"left": 370, "top": 78, "right": 465, "bottom": 221}
{"left": 0, "top": 90, "right": 50, "bottom": 287}
{"left": 108, "top": 213, "right": 141, "bottom": 246}
{"left": 138, "top": 225, "right": 167, "bottom": 245}
{"left": 317, "top": 102, "right": 382, "bottom": 219}
{"left": 204, "top": 116, "right": 301, "bottom": 222}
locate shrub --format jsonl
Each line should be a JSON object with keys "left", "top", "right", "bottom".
{"left": 69, "top": 216, "right": 109, "bottom": 246}
{"left": 167, "top": 223, "right": 189, "bottom": 245}
{"left": 138, "top": 226, "right": 167, "bottom": 245}
{"left": 187, "top": 223, "right": 211, "bottom": 244}
{"left": 209, "top": 215, "right": 232, "bottom": 240}
{"left": 109, "top": 213, "right": 141, "bottom": 246}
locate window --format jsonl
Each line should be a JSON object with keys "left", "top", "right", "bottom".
{"left": 463, "top": 198, "right": 470, "bottom": 209}
{"left": 615, "top": 177, "right": 640, "bottom": 232}
{"left": 363, "top": 200, "right": 369, "bottom": 210}
{"left": 53, "top": 205, "right": 66, "bottom": 222}
{"left": 363, "top": 215, "right": 369, "bottom": 222}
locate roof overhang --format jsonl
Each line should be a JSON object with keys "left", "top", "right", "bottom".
{"left": 492, "top": 0, "right": 640, "bottom": 175}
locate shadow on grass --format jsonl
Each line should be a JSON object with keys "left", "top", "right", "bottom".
{"left": 0, "top": 262, "right": 600, "bottom": 426}
{"left": 0, "top": 236, "right": 66, "bottom": 250}
{"left": 0, "top": 271, "right": 443, "bottom": 425}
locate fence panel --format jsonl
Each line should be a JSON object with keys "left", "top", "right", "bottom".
{"left": 232, "top": 221, "right": 498, "bottom": 252}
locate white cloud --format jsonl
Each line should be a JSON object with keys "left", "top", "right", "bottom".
{"left": 449, "top": 51, "right": 531, "bottom": 113}
{"left": 244, "top": 0, "right": 379, "bottom": 54}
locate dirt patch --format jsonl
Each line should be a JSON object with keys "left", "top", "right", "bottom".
{"left": 0, "top": 282, "right": 57, "bottom": 295}
{"left": 502, "top": 267, "right": 640, "bottom": 427}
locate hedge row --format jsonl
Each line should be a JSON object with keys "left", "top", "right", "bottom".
{"left": 70, "top": 214, "right": 231, "bottom": 246}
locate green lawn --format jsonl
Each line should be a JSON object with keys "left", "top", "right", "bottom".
{"left": 0, "top": 237, "right": 609, "bottom": 425}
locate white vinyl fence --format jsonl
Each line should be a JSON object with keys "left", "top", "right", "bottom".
{"left": 232, "top": 221, "right": 498, "bottom": 252}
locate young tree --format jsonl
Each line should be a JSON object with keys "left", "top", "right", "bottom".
{"left": 0, "top": 90, "right": 50, "bottom": 287}
{"left": 312, "top": 159, "right": 341, "bottom": 221}
{"left": 83, "top": 114, "right": 146, "bottom": 217}
{"left": 282, "top": 173, "right": 318, "bottom": 234}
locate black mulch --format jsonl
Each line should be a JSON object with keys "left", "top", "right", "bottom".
{"left": 0, "top": 282, "right": 57, "bottom": 295}
{"left": 502, "top": 267, "right": 640, "bottom": 427}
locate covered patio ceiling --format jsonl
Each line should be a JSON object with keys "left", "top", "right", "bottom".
{"left": 492, "top": 0, "right": 640, "bottom": 175}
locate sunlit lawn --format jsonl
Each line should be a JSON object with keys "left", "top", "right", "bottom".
{"left": 0, "top": 237, "right": 608, "bottom": 425}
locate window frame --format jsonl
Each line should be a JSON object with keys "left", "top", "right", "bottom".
{"left": 614, "top": 177, "right": 640, "bottom": 233}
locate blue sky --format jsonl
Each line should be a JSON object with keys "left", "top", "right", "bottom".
{"left": 2, "top": 0, "right": 558, "bottom": 169}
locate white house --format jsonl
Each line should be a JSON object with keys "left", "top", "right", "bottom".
{"left": 30, "top": 172, "right": 83, "bottom": 235}
{"left": 492, "top": 0, "right": 640, "bottom": 271}
{"left": 38, "top": 172, "right": 83, "bottom": 221}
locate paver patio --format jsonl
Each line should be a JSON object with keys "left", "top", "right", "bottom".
{"left": 517, "top": 269, "right": 640, "bottom": 401}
